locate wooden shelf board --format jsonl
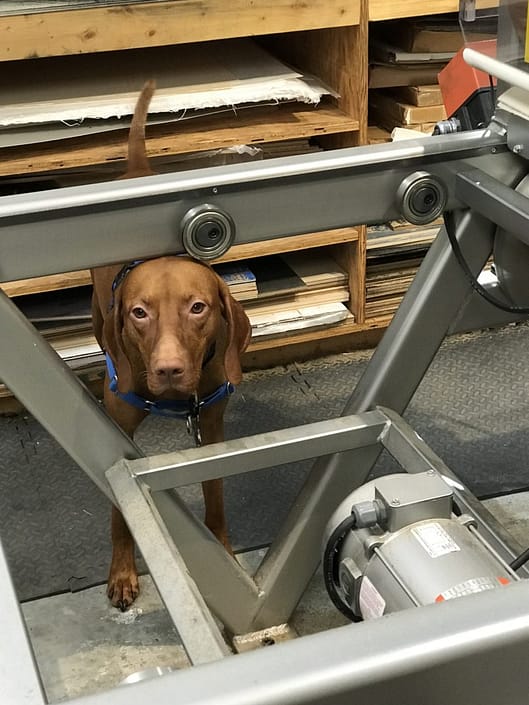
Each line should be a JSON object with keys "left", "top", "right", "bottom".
{"left": 363, "top": 314, "right": 394, "bottom": 327}
{"left": 246, "top": 314, "right": 388, "bottom": 353}
{"left": 369, "top": 0, "right": 496, "bottom": 21}
{"left": 0, "top": 104, "right": 359, "bottom": 177}
{"left": 0, "top": 0, "right": 361, "bottom": 61}
{"left": 214, "top": 228, "right": 359, "bottom": 263}
{"left": 1, "top": 270, "right": 92, "bottom": 298}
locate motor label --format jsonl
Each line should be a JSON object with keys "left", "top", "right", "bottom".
{"left": 359, "top": 575, "right": 386, "bottom": 619}
{"left": 411, "top": 522, "right": 460, "bottom": 558}
{"left": 436, "top": 576, "right": 501, "bottom": 602}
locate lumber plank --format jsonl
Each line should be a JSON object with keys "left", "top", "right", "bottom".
{"left": 214, "top": 228, "right": 360, "bottom": 263}
{"left": 370, "top": 0, "right": 497, "bottom": 21}
{"left": 0, "top": 104, "right": 358, "bottom": 177}
{"left": 0, "top": 0, "right": 360, "bottom": 61}
{"left": 1, "top": 270, "right": 91, "bottom": 297}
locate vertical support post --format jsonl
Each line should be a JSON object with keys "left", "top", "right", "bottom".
{"left": 250, "top": 211, "right": 496, "bottom": 629}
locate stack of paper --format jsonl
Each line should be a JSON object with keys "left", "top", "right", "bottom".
{"left": 0, "top": 38, "right": 335, "bottom": 148}
{"left": 366, "top": 218, "right": 443, "bottom": 318}
{"left": 250, "top": 302, "right": 350, "bottom": 338}
{"left": 217, "top": 251, "right": 351, "bottom": 338}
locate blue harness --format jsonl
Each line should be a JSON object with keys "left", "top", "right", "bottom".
{"left": 105, "top": 352, "right": 235, "bottom": 419}
{"left": 104, "top": 259, "right": 236, "bottom": 443}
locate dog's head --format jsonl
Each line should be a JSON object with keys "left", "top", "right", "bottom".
{"left": 101, "top": 83, "right": 250, "bottom": 396}
{"left": 103, "top": 256, "right": 251, "bottom": 397}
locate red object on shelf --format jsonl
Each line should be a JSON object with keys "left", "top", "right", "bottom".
{"left": 438, "top": 38, "right": 497, "bottom": 117}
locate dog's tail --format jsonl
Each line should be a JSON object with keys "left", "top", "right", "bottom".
{"left": 123, "top": 79, "right": 156, "bottom": 178}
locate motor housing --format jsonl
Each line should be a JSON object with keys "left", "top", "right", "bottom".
{"left": 323, "top": 472, "right": 516, "bottom": 621}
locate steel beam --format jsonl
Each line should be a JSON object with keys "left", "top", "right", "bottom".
{"left": 108, "top": 411, "right": 388, "bottom": 634}
{"left": 0, "top": 288, "right": 138, "bottom": 499}
{"left": 106, "top": 466, "right": 231, "bottom": 664}
{"left": 128, "top": 410, "right": 388, "bottom": 492}
{"left": 248, "top": 210, "right": 497, "bottom": 629}
{"left": 457, "top": 167, "right": 529, "bottom": 244}
{"left": 0, "top": 539, "right": 46, "bottom": 705}
{"left": 65, "top": 580, "right": 529, "bottom": 705}
{"left": 0, "top": 129, "right": 517, "bottom": 283}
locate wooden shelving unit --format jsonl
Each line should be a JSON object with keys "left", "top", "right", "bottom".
{"left": 0, "top": 0, "right": 371, "bottom": 365}
{"left": 0, "top": 0, "right": 480, "bottom": 367}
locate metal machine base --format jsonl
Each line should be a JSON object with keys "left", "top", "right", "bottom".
{"left": 4, "top": 72, "right": 529, "bottom": 700}
{"left": 6, "top": 406, "right": 529, "bottom": 705}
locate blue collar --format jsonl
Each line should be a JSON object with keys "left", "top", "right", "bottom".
{"left": 105, "top": 352, "right": 235, "bottom": 420}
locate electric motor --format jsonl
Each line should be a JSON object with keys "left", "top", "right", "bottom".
{"left": 323, "top": 472, "right": 517, "bottom": 621}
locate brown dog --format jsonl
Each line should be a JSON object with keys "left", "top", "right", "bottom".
{"left": 91, "top": 82, "right": 251, "bottom": 610}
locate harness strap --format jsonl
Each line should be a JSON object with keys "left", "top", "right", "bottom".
{"left": 105, "top": 353, "right": 234, "bottom": 419}
{"left": 108, "top": 259, "right": 145, "bottom": 312}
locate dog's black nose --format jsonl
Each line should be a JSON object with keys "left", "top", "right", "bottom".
{"left": 154, "top": 361, "right": 184, "bottom": 379}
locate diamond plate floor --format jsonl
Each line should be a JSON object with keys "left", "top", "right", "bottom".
{"left": 3, "top": 321, "right": 529, "bottom": 601}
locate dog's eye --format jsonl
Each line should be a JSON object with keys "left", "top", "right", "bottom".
{"left": 191, "top": 302, "right": 205, "bottom": 314}
{"left": 132, "top": 307, "right": 147, "bottom": 319}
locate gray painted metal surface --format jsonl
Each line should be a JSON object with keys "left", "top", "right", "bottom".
{"left": 107, "top": 406, "right": 529, "bottom": 642}
{"left": 106, "top": 469, "right": 230, "bottom": 665}
{"left": 60, "top": 580, "right": 529, "bottom": 705}
{"left": 0, "top": 129, "right": 520, "bottom": 282}
{"left": 0, "top": 538, "right": 46, "bottom": 705}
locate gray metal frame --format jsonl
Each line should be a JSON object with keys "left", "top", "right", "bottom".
{"left": 106, "top": 406, "right": 529, "bottom": 643}
{"left": 3, "top": 111, "right": 529, "bottom": 701}
{"left": 4, "top": 406, "right": 529, "bottom": 704}
{"left": 65, "top": 577, "right": 529, "bottom": 705}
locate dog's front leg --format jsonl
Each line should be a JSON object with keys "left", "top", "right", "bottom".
{"left": 108, "top": 505, "right": 139, "bottom": 610}
{"left": 199, "top": 402, "right": 233, "bottom": 554}
{"left": 104, "top": 388, "right": 147, "bottom": 610}
{"left": 202, "top": 478, "right": 232, "bottom": 554}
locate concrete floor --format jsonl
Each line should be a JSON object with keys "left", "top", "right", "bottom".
{"left": 21, "top": 546, "right": 350, "bottom": 702}
{"left": 19, "top": 491, "right": 529, "bottom": 703}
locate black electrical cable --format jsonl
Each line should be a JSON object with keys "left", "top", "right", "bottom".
{"left": 447, "top": 194, "right": 529, "bottom": 569}
{"left": 509, "top": 546, "right": 529, "bottom": 571}
{"left": 322, "top": 513, "right": 362, "bottom": 622}
{"left": 445, "top": 216, "right": 529, "bottom": 314}
{"left": 488, "top": 73, "right": 496, "bottom": 108}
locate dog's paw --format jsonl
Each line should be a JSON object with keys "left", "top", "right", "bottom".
{"left": 107, "top": 571, "right": 140, "bottom": 611}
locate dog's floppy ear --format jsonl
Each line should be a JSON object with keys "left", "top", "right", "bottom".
{"left": 102, "top": 287, "right": 134, "bottom": 393}
{"left": 218, "top": 279, "right": 251, "bottom": 385}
